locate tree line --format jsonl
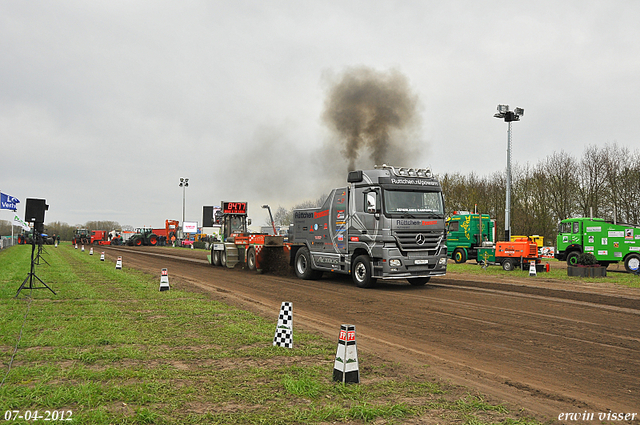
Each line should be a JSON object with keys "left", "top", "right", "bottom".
{"left": 440, "top": 143, "right": 640, "bottom": 245}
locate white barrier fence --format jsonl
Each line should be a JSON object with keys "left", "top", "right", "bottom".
{"left": 0, "top": 236, "right": 18, "bottom": 249}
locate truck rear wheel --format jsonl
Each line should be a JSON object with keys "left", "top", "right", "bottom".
{"left": 294, "top": 247, "right": 321, "bottom": 280}
{"left": 352, "top": 255, "right": 376, "bottom": 288}
{"left": 247, "top": 248, "right": 257, "bottom": 271}
{"left": 624, "top": 254, "right": 640, "bottom": 273}
{"left": 453, "top": 248, "right": 467, "bottom": 264}
{"left": 408, "top": 277, "right": 430, "bottom": 286}
{"left": 502, "top": 258, "right": 515, "bottom": 271}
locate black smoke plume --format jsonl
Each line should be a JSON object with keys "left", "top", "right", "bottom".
{"left": 322, "top": 67, "right": 420, "bottom": 171}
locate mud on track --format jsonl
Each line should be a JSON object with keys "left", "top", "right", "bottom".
{"left": 99, "top": 245, "right": 640, "bottom": 421}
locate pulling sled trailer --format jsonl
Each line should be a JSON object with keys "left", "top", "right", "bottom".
{"left": 209, "top": 202, "right": 287, "bottom": 272}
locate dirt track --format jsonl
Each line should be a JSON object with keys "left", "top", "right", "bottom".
{"left": 99, "top": 245, "right": 640, "bottom": 421}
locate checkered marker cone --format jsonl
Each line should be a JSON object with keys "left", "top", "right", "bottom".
{"left": 81, "top": 245, "right": 85, "bottom": 252}
{"left": 159, "top": 268, "right": 170, "bottom": 291}
{"left": 333, "top": 324, "right": 359, "bottom": 384}
{"left": 100, "top": 252, "right": 105, "bottom": 261}
{"left": 273, "top": 302, "right": 293, "bottom": 348}
{"left": 529, "top": 261, "right": 537, "bottom": 277}
{"left": 89, "top": 247, "right": 94, "bottom": 255}
{"left": 115, "top": 256, "right": 123, "bottom": 270}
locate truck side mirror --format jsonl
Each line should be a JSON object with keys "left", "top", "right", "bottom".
{"left": 247, "top": 218, "right": 252, "bottom": 226}
{"left": 366, "top": 192, "right": 379, "bottom": 214}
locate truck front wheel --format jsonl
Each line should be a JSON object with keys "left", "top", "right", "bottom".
{"left": 453, "top": 248, "right": 467, "bottom": 264}
{"left": 566, "top": 251, "right": 580, "bottom": 266}
{"left": 352, "top": 255, "right": 376, "bottom": 288}
{"left": 294, "top": 247, "right": 322, "bottom": 280}
{"left": 624, "top": 254, "right": 640, "bottom": 273}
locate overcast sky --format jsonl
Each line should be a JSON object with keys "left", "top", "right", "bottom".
{"left": 2, "top": 1, "right": 639, "bottom": 229}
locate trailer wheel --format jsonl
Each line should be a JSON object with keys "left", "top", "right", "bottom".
{"left": 408, "top": 277, "right": 430, "bottom": 286}
{"left": 624, "top": 254, "right": 640, "bottom": 273}
{"left": 352, "top": 255, "right": 376, "bottom": 288}
{"left": 566, "top": 251, "right": 580, "bottom": 267}
{"left": 247, "top": 248, "right": 257, "bottom": 271}
{"left": 453, "top": 248, "right": 467, "bottom": 264}
{"left": 294, "top": 247, "right": 321, "bottom": 279}
{"left": 502, "top": 258, "right": 515, "bottom": 271}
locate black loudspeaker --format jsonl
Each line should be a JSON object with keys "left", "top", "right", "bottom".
{"left": 203, "top": 206, "right": 214, "bottom": 227}
{"left": 25, "top": 198, "right": 48, "bottom": 223}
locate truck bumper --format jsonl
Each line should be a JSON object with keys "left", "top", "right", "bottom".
{"left": 375, "top": 249, "right": 447, "bottom": 279}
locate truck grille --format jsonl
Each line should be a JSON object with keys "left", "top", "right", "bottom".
{"left": 393, "top": 229, "right": 444, "bottom": 252}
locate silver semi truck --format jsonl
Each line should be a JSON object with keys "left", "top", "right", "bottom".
{"left": 290, "top": 165, "right": 448, "bottom": 287}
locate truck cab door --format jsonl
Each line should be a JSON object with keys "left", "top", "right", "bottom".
{"left": 349, "top": 187, "right": 380, "bottom": 249}
{"left": 572, "top": 220, "right": 581, "bottom": 244}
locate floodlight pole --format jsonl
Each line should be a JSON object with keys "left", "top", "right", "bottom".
{"left": 179, "top": 178, "right": 189, "bottom": 238}
{"left": 506, "top": 121, "right": 512, "bottom": 243}
{"left": 494, "top": 105, "right": 523, "bottom": 242}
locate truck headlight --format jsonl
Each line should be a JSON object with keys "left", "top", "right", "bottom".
{"left": 389, "top": 259, "right": 402, "bottom": 267}
{"left": 438, "top": 257, "right": 447, "bottom": 265}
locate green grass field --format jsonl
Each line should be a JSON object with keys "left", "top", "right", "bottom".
{"left": 0, "top": 245, "right": 543, "bottom": 424}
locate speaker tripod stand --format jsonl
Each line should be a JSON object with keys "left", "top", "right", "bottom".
{"left": 15, "top": 228, "right": 56, "bottom": 298}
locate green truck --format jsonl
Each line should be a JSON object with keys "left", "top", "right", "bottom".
{"left": 555, "top": 217, "right": 640, "bottom": 272}
{"left": 446, "top": 212, "right": 495, "bottom": 263}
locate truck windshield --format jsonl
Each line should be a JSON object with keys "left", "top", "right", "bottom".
{"left": 228, "top": 216, "right": 245, "bottom": 234}
{"left": 383, "top": 190, "right": 444, "bottom": 216}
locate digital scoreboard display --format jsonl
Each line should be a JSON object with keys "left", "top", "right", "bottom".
{"left": 222, "top": 202, "right": 247, "bottom": 214}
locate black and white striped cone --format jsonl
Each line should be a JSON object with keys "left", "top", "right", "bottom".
{"left": 100, "top": 252, "right": 105, "bottom": 261}
{"left": 89, "top": 247, "right": 94, "bottom": 255}
{"left": 333, "top": 324, "right": 359, "bottom": 384}
{"left": 273, "top": 301, "right": 293, "bottom": 348}
{"left": 529, "top": 261, "right": 537, "bottom": 277}
{"left": 159, "top": 268, "right": 170, "bottom": 291}
{"left": 115, "top": 256, "right": 123, "bottom": 270}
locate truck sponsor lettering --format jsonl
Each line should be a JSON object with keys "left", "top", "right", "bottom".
{"left": 390, "top": 178, "right": 439, "bottom": 186}
{"left": 314, "top": 209, "right": 329, "bottom": 219}
{"left": 295, "top": 212, "right": 315, "bottom": 219}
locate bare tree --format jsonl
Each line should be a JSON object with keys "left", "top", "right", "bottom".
{"left": 577, "top": 145, "right": 607, "bottom": 218}
{"left": 541, "top": 150, "right": 579, "bottom": 221}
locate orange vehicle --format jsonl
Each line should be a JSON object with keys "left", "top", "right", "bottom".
{"left": 478, "top": 237, "right": 542, "bottom": 271}
{"left": 91, "top": 230, "right": 123, "bottom": 245}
